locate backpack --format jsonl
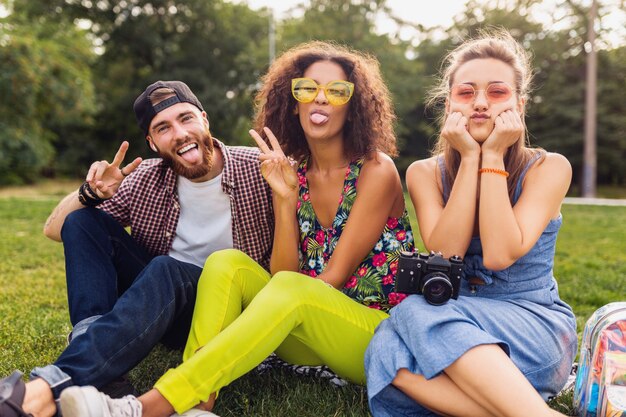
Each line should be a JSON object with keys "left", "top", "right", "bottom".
{"left": 574, "top": 302, "right": 626, "bottom": 417}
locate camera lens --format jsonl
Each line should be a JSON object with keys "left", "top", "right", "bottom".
{"left": 421, "top": 273, "right": 453, "bottom": 306}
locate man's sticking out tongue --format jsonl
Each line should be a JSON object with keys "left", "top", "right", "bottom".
{"left": 178, "top": 143, "right": 200, "bottom": 163}
{"left": 310, "top": 112, "right": 328, "bottom": 125}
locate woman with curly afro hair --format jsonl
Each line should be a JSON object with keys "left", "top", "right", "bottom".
{"left": 59, "top": 41, "right": 414, "bottom": 417}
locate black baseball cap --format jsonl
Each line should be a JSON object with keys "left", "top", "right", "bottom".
{"left": 133, "top": 80, "right": 205, "bottom": 136}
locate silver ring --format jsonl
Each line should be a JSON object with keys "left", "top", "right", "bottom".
{"left": 120, "top": 168, "right": 128, "bottom": 177}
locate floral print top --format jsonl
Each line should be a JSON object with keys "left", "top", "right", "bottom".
{"left": 297, "top": 158, "right": 414, "bottom": 312}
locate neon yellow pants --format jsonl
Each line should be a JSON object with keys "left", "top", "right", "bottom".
{"left": 154, "top": 249, "right": 389, "bottom": 413}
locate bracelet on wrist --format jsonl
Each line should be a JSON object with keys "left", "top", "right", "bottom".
{"left": 78, "top": 182, "right": 105, "bottom": 207}
{"left": 478, "top": 167, "right": 509, "bottom": 178}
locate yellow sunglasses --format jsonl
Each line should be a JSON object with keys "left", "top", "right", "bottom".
{"left": 291, "top": 78, "right": 355, "bottom": 106}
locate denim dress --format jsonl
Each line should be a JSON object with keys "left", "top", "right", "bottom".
{"left": 364, "top": 155, "right": 578, "bottom": 417}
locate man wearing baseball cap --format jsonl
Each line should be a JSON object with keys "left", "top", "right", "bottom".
{"left": 0, "top": 81, "right": 273, "bottom": 417}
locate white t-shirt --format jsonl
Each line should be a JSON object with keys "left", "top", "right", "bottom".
{"left": 168, "top": 174, "right": 233, "bottom": 267}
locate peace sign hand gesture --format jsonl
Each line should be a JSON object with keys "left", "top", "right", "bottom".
{"left": 249, "top": 127, "right": 299, "bottom": 201}
{"left": 86, "top": 141, "right": 143, "bottom": 199}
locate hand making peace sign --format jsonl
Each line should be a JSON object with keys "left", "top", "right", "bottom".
{"left": 86, "top": 141, "right": 143, "bottom": 199}
{"left": 249, "top": 127, "right": 298, "bottom": 200}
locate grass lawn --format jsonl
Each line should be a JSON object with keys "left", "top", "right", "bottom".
{"left": 0, "top": 184, "right": 624, "bottom": 416}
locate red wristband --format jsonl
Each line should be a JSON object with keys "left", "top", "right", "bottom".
{"left": 478, "top": 167, "right": 509, "bottom": 178}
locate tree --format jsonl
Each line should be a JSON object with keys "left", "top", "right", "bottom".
{"left": 1, "top": 0, "right": 623, "bottom": 189}
{"left": 595, "top": 45, "right": 626, "bottom": 186}
{"left": 68, "top": 0, "right": 270, "bottom": 161}
{"left": 0, "top": 0, "right": 96, "bottom": 183}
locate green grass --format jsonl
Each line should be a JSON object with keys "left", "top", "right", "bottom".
{"left": 566, "top": 184, "right": 626, "bottom": 199}
{"left": 0, "top": 188, "right": 625, "bottom": 416}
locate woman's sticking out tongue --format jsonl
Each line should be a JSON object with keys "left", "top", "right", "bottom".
{"left": 310, "top": 112, "right": 329, "bottom": 125}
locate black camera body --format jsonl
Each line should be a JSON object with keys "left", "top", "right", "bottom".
{"left": 395, "top": 251, "right": 463, "bottom": 305}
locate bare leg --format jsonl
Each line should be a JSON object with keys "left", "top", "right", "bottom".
{"left": 136, "top": 390, "right": 174, "bottom": 417}
{"left": 196, "top": 394, "right": 216, "bottom": 412}
{"left": 22, "top": 379, "right": 57, "bottom": 417}
{"left": 137, "top": 389, "right": 215, "bottom": 417}
{"left": 445, "top": 345, "right": 567, "bottom": 417}
{"left": 393, "top": 345, "right": 567, "bottom": 417}
{"left": 392, "top": 369, "right": 496, "bottom": 417}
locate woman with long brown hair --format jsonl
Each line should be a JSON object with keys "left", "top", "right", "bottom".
{"left": 59, "top": 41, "right": 413, "bottom": 417}
{"left": 365, "top": 30, "right": 577, "bottom": 417}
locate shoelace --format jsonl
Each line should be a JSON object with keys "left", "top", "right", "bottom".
{"left": 106, "top": 395, "right": 142, "bottom": 417}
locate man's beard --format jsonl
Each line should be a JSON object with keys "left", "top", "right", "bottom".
{"left": 159, "top": 130, "right": 214, "bottom": 180}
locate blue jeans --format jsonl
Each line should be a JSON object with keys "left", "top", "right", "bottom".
{"left": 31, "top": 208, "right": 201, "bottom": 399}
{"left": 62, "top": 208, "right": 153, "bottom": 327}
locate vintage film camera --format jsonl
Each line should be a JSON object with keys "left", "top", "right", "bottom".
{"left": 395, "top": 251, "right": 463, "bottom": 305}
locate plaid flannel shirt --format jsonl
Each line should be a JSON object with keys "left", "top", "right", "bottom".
{"left": 99, "top": 139, "right": 273, "bottom": 270}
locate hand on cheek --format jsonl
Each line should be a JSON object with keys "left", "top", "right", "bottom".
{"left": 441, "top": 111, "right": 481, "bottom": 157}
{"left": 482, "top": 110, "right": 524, "bottom": 155}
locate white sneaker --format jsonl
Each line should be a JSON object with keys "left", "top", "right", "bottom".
{"left": 171, "top": 408, "right": 220, "bottom": 417}
{"left": 60, "top": 386, "right": 142, "bottom": 417}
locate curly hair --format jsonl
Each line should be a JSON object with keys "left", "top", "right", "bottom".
{"left": 253, "top": 41, "right": 397, "bottom": 161}
{"left": 427, "top": 28, "right": 545, "bottom": 201}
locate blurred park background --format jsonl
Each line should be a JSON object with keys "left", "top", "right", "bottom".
{"left": 1, "top": 0, "right": 625, "bottom": 197}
